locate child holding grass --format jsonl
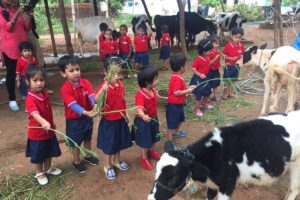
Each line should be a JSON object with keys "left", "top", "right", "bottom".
{"left": 59, "top": 55, "right": 99, "bottom": 174}
{"left": 134, "top": 67, "right": 161, "bottom": 170}
{"left": 25, "top": 65, "right": 61, "bottom": 185}
{"left": 95, "top": 64, "right": 132, "bottom": 180}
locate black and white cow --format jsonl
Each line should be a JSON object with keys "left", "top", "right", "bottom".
{"left": 148, "top": 111, "right": 300, "bottom": 200}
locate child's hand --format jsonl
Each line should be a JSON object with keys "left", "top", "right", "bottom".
{"left": 142, "top": 115, "right": 151, "bottom": 122}
{"left": 41, "top": 120, "right": 51, "bottom": 131}
{"left": 82, "top": 110, "right": 94, "bottom": 118}
{"left": 199, "top": 74, "right": 206, "bottom": 79}
{"left": 89, "top": 105, "right": 99, "bottom": 118}
{"left": 188, "top": 85, "right": 196, "bottom": 92}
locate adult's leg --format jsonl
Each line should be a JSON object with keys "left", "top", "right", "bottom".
{"left": 3, "top": 53, "right": 17, "bottom": 101}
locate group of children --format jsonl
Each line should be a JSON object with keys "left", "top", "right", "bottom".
{"left": 24, "top": 25, "right": 245, "bottom": 185}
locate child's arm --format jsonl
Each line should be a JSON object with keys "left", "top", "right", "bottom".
{"left": 174, "top": 85, "right": 196, "bottom": 96}
{"left": 136, "top": 108, "right": 151, "bottom": 122}
{"left": 192, "top": 68, "right": 206, "bottom": 79}
{"left": 31, "top": 112, "right": 51, "bottom": 131}
{"left": 210, "top": 55, "right": 220, "bottom": 65}
{"left": 15, "top": 60, "right": 21, "bottom": 87}
{"left": 95, "top": 82, "right": 108, "bottom": 102}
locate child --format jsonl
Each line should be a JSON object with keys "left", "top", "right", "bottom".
{"left": 189, "top": 39, "right": 214, "bottom": 117}
{"left": 208, "top": 35, "right": 222, "bottom": 101}
{"left": 222, "top": 27, "right": 245, "bottom": 99}
{"left": 16, "top": 41, "right": 38, "bottom": 100}
{"left": 167, "top": 55, "right": 195, "bottom": 140}
{"left": 25, "top": 65, "right": 61, "bottom": 185}
{"left": 99, "top": 22, "right": 108, "bottom": 60}
{"left": 134, "top": 25, "right": 149, "bottom": 71}
{"left": 119, "top": 24, "right": 133, "bottom": 77}
{"left": 100, "top": 29, "right": 119, "bottom": 72}
{"left": 95, "top": 65, "right": 132, "bottom": 180}
{"left": 134, "top": 67, "right": 160, "bottom": 170}
{"left": 59, "top": 55, "right": 99, "bottom": 174}
{"left": 159, "top": 25, "right": 171, "bottom": 69}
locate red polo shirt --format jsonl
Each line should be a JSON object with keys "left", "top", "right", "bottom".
{"left": 100, "top": 39, "right": 119, "bottom": 60}
{"left": 135, "top": 88, "right": 158, "bottom": 118}
{"left": 160, "top": 33, "right": 171, "bottom": 46}
{"left": 96, "top": 80, "right": 126, "bottom": 121}
{"left": 209, "top": 49, "right": 221, "bottom": 70}
{"left": 119, "top": 35, "right": 132, "bottom": 53}
{"left": 26, "top": 90, "right": 55, "bottom": 140}
{"left": 60, "top": 78, "right": 94, "bottom": 119}
{"left": 134, "top": 34, "right": 149, "bottom": 52}
{"left": 192, "top": 56, "right": 211, "bottom": 76}
{"left": 223, "top": 40, "right": 245, "bottom": 66}
{"left": 16, "top": 56, "right": 38, "bottom": 76}
{"left": 168, "top": 72, "right": 187, "bottom": 104}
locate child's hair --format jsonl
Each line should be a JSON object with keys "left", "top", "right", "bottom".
{"left": 25, "top": 64, "right": 46, "bottom": 83}
{"left": 231, "top": 27, "right": 244, "bottom": 36}
{"left": 161, "top": 25, "right": 169, "bottom": 33}
{"left": 138, "top": 66, "right": 158, "bottom": 88}
{"left": 99, "top": 23, "right": 108, "bottom": 32}
{"left": 197, "top": 39, "right": 213, "bottom": 55}
{"left": 18, "top": 41, "right": 33, "bottom": 52}
{"left": 120, "top": 24, "right": 128, "bottom": 31}
{"left": 58, "top": 55, "right": 80, "bottom": 72}
{"left": 209, "top": 35, "right": 220, "bottom": 43}
{"left": 170, "top": 54, "right": 186, "bottom": 72}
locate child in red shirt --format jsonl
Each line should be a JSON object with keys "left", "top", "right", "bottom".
{"left": 134, "top": 25, "right": 149, "bottom": 71}
{"left": 59, "top": 55, "right": 99, "bottom": 174}
{"left": 98, "top": 23, "right": 108, "bottom": 60}
{"left": 16, "top": 41, "right": 37, "bottom": 99}
{"left": 189, "top": 39, "right": 214, "bottom": 117}
{"left": 100, "top": 29, "right": 119, "bottom": 72}
{"left": 133, "top": 67, "right": 160, "bottom": 170}
{"left": 25, "top": 65, "right": 61, "bottom": 186}
{"left": 167, "top": 55, "right": 195, "bottom": 140}
{"left": 119, "top": 24, "right": 133, "bottom": 77}
{"left": 159, "top": 25, "right": 171, "bottom": 69}
{"left": 95, "top": 65, "right": 132, "bottom": 180}
{"left": 222, "top": 27, "right": 245, "bottom": 99}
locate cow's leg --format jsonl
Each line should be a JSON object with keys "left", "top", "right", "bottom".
{"left": 217, "top": 179, "right": 236, "bottom": 200}
{"left": 261, "top": 76, "right": 272, "bottom": 115}
{"left": 284, "top": 158, "right": 300, "bottom": 200}
{"left": 270, "top": 81, "right": 282, "bottom": 112}
{"left": 286, "top": 81, "right": 296, "bottom": 113}
{"left": 207, "top": 188, "right": 218, "bottom": 200}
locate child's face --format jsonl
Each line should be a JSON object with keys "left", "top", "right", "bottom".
{"left": 147, "top": 76, "right": 158, "bottom": 89}
{"left": 110, "top": 73, "right": 122, "bottom": 84}
{"left": 231, "top": 34, "right": 242, "bottom": 44}
{"left": 213, "top": 40, "right": 220, "bottom": 49}
{"left": 28, "top": 73, "right": 45, "bottom": 93}
{"left": 203, "top": 50, "right": 211, "bottom": 57}
{"left": 60, "top": 64, "right": 81, "bottom": 83}
{"left": 104, "top": 31, "right": 112, "bottom": 40}
{"left": 21, "top": 49, "right": 32, "bottom": 58}
{"left": 138, "top": 28, "right": 145, "bottom": 35}
{"left": 179, "top": 66, "right": 186, "bottom": 74}
{"left": 120, "top": 27, "right": 127, "bottom": 36}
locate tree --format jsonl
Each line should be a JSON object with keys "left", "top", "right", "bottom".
{"left": 176, "top": 0, "right": 187, "bottom": 58}
{"left": 273, "top": 0, "right": 284, "bottom": 47}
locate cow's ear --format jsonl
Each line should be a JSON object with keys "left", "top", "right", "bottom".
{"left": 259, "top": 43, "right": 267, "bottom": 50}
{"left": 190, "top": 162, "right": 210, "bottom": 178}
{"left": 250, "top": 46, "right": 258, "bottom": 54}
{"left": 164, "top": 140, "right": 176, "bottom": 152}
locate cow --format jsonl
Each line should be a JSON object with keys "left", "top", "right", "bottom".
{"left": 74, "top": 16, "right": 115, "bottom": 56}
{"left": 154, "top": 15, "right": 179, "bottom": 47}
{"left": 131, "top": 14, "right": 155, "bottom": 48}
{"left": 148, "top": 110, "right": 300, "bottom": 200}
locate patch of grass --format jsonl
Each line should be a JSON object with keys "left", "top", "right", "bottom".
{"left": 0, "top": 164, "right": 74, "bottom": 200}
{"left": 79, "top": 56, "right": 102, "bottom": 71}
{"left": 123, "top": 78, "right": 138, "bottom": 94}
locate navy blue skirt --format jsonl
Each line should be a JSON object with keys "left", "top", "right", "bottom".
{"left": 97, "top": 118, "right": 132, "bottom": 155}
{"left": 166, "top": 103, "right": 185, "bottom": 129}
{"left": 66, "top": 117, "right": 93, "bottom": 147}
{"left": 208, "top": 70, "right": 221, "bottom": 89}
{"left": 159, "top": 45, "right": 171, "bottom": 60}
{"left": 20, "top": 76, "right": 28, "bottom": 97}
{"left": 26, "top": 136, "right": 61, "bottom": 164}
{"left": 223, "top": 65, "right": 240, "bottom": 82}
{"left": 133, "top": 116, "right": 160, "bottom": 149}
{"left": 189, "top": 74, "right": 211, "bottom": 101}
{"left": 134, "top": 52, "right": 149, "bottom": 66}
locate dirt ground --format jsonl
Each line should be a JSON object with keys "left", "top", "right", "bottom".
{"left": 1, "top": 23, "right": 300, "bottom": 200}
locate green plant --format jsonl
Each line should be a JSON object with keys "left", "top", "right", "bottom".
{"left": 282, "top": 0, "right": 298, "bottom": 6}
{"left": 234, "top": 3, "right": 264, "bottom": 21}
{"left": 109, "top": 0, "right": 125, "bottom": 15}
{"left": 202, "top": 0, "right": 220, "bottom": 8}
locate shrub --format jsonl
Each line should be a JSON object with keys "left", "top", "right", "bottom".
{"left": 234, "top": 3, "right": 264, "bottom": 21}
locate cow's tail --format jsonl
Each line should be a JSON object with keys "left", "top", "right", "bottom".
{"left": 273, "top": 63, "right": 300, "bottom": 80}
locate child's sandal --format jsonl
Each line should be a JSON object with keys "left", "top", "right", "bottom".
{"left": 46, "top": 168, "right": 62, "bottom": 176}
{"left": 35, "top": 172, "right": 48, "bottom": 185}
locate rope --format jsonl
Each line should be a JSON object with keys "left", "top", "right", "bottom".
{"left": 235, "top": 72, "right": 264, "bottom": 95}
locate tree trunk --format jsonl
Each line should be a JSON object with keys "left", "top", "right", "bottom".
{"left": 278, "top": 0, "right": 284, "bottom": 46}
{"left": 176, "top": 0, "right": 187, "bottom": 58}
{"left": 44, "top": 0, "right": 57, "bottom": 57}
{"left": 58, "top": 0, "right": 74, "bottom": 55}
{"left": 141, "top": 0, "right": 152, "bottom": 23}
{"left": 188, "top": 0, "right": 191, "bottom": 12}
{"left": 92, "top": 0, "right": 98, "bottom": 16}
{"left": 27, "top": 32, "right": 45, "bottom": 67}
{"left": 273, "top": 0, "right": 280, "bottom": 47}
{"left": 219, "top": 0, "right": 225, "bottom": 12}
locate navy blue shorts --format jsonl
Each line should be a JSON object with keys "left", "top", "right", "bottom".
{"left": 159, "top": 45, "right": 170, "bottom": 60}
{"left": 97, "top": 118, "right": 132, "bottom": 155}
{"left": 189, "top": 74, "right": 211, "bottom": 101}
{"left": 134, "top": 52, "right": 149, "bottom": 66}
{"left": 119, "top": 52, "right": 132, "bottom": 69}
{"left": 208, "top": 70, "right": 221, "bottom": 89}
{"left": 133, "top": 116, "right": 160, "bottom": 149}
{"left": 223, "top": 66, "right": 240, "bottom": 82}
{"left": 26, "top": 136, "right": 61, "bottom": 164}
{"left": 66, "top": 117, "right": 93, "bottom": 147}
{"left": 166, "top": 103, "right": 185, "bottom": 129}
{"left": 20, "top": 76, "right": 28, "bottom": 97}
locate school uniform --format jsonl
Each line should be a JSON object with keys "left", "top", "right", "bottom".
{"left": 159, "top": 33, "right": 171, "bottom": 60}
{"left": 208, "top": 49, "right": 221, "bottom": 89}
{"left": 119, "top": 35, "right": 132, "bottom": 69}
{"left": 96, "top": 80, "right": 132, "bottom": 155}
{"left": 100, "top": 39, "right": 119, "bottom": 70}
{"left": 166, "top": 72, "right": 186, "bottom": 129}
{"left": 189, "top": 56, "right": 211, "bottom": 100}
{"left": 16, "top": 56, "right": 37, "bottom": 97}
{"left": 99, "top": 32, "right": 105, "bottom": 60}
{"left": 134, "top": 34, "right": 149, "bottom": 66}
{"left": 25, "top": 90, "right": 61, "bottom": 163}
{"left": 223, "top": 40, "right": 245, "bottom": 81}
{"left": 60, "top": 78, "right": 94, "bottom": 147}
{"left": 134, "top": 88, "right": 160, "bottom": 148}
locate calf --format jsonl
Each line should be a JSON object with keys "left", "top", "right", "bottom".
{"left": 148, "top": 111, "right": 300, "bottom": 200}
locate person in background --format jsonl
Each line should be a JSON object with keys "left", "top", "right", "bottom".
{"left": 118, "top": 24, "right": 132, "bottom": 77}
{"left": 159, "top": 25, "right": 171, "bottom": 70}
{"left": 134, "top": 25, "right": 149, "bottom": 72}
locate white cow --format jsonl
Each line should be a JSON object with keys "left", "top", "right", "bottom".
{"left": 74, "top": 16, "right": 115, "bottom": 56}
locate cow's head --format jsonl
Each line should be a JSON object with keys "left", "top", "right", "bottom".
{"left": 148, "top": 141, "right": 209, "bottom": 200}
{"left": 207, "top": 20, "right": 218, "bottom": 35}
{"left": 237, "top": 43, "right": 268, "bottom": 67}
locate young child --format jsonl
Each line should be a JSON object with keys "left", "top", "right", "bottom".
{"left": 167, "top": 55, "right": 195, "bottom": 140}
{"left": 189, "top": 39, "right": 214, "bottom": 117}
{"left": 119, "top": 24, "right": 133, "bottom": 77}
{"left": 95, "top": 65, "right": 132, "bottom": 180}
{"left": 99, "top": 22, "right": 108, "bottom": 60}
{"left": 59, "top": 55, "right": 99, "bottom": 174}
{"left": 100, "top": 29, "right": 119, "bottom": 72}
{"left": 16, "top": 41, "right": 38, "bottom": 100}
{"left": 222, "top": 27, "right": 245, "bottom": 99}
{"left": 208, "top": 35, "right": 222, "bottom": 101}
{"left": 159, "top": 25, "right": 171, "bottom": 69}
{"left": 25, "top": 65, "right": 61, "bottom": 185}
{"left": 134, "top": 25, "right": 149, "bottom": 71}
{"left": 134, "top": 67, "right": 160, "bottom": 170}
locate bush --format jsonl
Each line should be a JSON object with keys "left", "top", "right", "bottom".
{"left": 234, "top": 3, "right": 264, "bottom": 21}
{"left": 109, "top": 0, "right": 125, "bottom": 15}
